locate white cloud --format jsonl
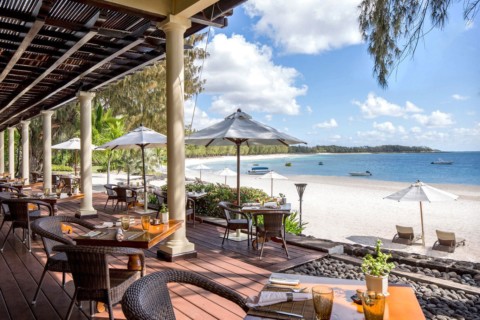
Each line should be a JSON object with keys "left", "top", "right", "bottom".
{"left": 244, "top": 0, "right": 362, "bottom": 55}
{"left": 452, "top": 94, "right": 469, "bottom": 101}
{"left": 306, "top": 106, "right": 313, "bottom": 114}
{"left": 314, "top": 118, "right": 338, "bottom": 129}
{"left": 184, "top": 100, "right": 221, "bottom": 130}
{"left": 356, "top": 130, "right": 386, "bottom": 141}
{"left": 202, "top": 34, "right": 307, "bottom": 115}
{"left": 453, "top": 123, "right": 480, "bottom": 137}
{"left": 414, "top": 130, "right": 450, "bottom": 141}
{"left": 353, "top": 93, "right": 423, "bottom": 118}
{"left": 373, "top": 121, "right": 396, "bottom": 134}
{"left": 412, "top": 110, "right": 454, "bottom": 127}
{"left": 329, "top": 134, "right": 342, "bottom": 141}
{"left": 265, "top": 114, "right": 272, "bottom": 121}
{"left": 410, "top": 126, "right": 422, "bottom": 133}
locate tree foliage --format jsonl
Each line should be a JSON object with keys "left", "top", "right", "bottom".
{"left": 359, "top": 0, "right": 479, "bottom": 87}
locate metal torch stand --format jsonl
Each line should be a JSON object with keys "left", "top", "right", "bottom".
{"left": 295, "top": 183, "right": 307, "bottom": 226}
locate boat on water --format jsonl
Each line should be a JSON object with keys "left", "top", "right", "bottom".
{"left": 431, "top": 159, "right": 453, "bottom": 165}
{"left": 247, "top": 166, "right": 270, "bottom": 175}
{"left": 285, "top": 162, "right": 292, "bottom": 167}
{"left": 349, "top": 171, "right": 372, "bottom": 176}
{"left": 318, "top": 161, "right": 323, "bottom": 165}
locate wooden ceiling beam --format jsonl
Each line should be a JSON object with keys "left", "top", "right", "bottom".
{"left": 0, "top": 19, "right": 45, "bottom": 83}
{"left": 173, "top": 0, "right": 217, "bottom": 18}
{"left": 0, "top": 30, "right": 98, "bottom": 113}
{"left": 7, "top": 37, "right": 145, "bottom": 121}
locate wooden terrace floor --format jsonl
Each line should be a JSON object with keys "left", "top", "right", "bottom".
{"left": 0, "top": 192, "right": 325, "bottom": 319}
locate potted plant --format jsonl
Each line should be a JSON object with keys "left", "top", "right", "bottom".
{"left": 361, "top": 239, "right": 395, "bottom": 295}
{"left": 160, "top": 204, "right": 169, "bottom": 224}
{"left": 72, "top": 180, "right": 80, "bottom": 194}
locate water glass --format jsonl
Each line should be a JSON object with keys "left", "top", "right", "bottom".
{"left": 141, "top": 216, "right": 150, "bottom": 231}
{"left": 312, "top": 286, "right": 334, "bottom": 320}
{"left": 44, "top": 188, "right": 50, "bottom": 196}
{"left": 121, "top": 216, "right": 130, "bottom": 231}
{"left": 361, "top": 291, "right": 385, "bottom": 320}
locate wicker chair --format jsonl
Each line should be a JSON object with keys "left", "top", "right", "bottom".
{"left": 253, "top": 211, "right": 290, "bottom": 259}
{"left": 155, "top": 192, "right": 196, "bottom": 227}
{"left": 121, "top": 270, "right": 248, "bottom": 320}
{"left": 0, "top": 184, "right": 21, "bottom": 193}
{"left": 218, "top": 201, "right": 252, "bottom": 247}
{"left": 53, "top": 245, "right": 145, "bottom": 320}
{"left": 30, "top": 216, "right": 96, "bottom": 305}
{"left": 113, "top": 187, "right": 137, "bottom": 211}
{"left": 0, "top": 198, "right": 53, "bottom": 253}
{"left": 0, "top": 188, "right": 23, "bottom": 232}
{"left": 103, "top": 184, "right": 118, "bottom": 209}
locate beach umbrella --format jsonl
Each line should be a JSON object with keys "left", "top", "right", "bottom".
{"left": 260, "top": 170, "right": 288, "bottom": 197}
{"left": 384, "top": 180, "right": 458, "bottom": 246}
{"left": 216, "top": 167, "right": 237, "bottom": 185}
{"left": 192, "top": 164, "right": 210, "bottom": 180}
{"left": 185, "top": 109, "right": 306, "bottom": 205}
{"left": 52, "top": 138, "right": 98, "bottom": 176}
{"left": 98, "top": 125, "right": 167, "bottom": 212}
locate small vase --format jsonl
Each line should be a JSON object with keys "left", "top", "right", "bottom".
{"left": 365, "top": 274, "right": 389, "bottom": 295}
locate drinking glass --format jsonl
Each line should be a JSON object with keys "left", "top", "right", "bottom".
{"left": 361, "top": 291, "right": 385, "bottom": 320}
{"left": 44, "top": 188, "right": 50, "bottom": 196}
{"left": 121, "top": 216, "right": 130, "bottom": 231}
{"left": 141, "top": 216, "right": 150, "bottom": 231}
{"left": 312, "top": 286, "right": 334, "bottom": 320}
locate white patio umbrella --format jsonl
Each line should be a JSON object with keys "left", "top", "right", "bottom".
{"left": 192, "top": 164, "right": 210, "bottom": 180}
{"left": 216, "top": 167, "right": 237, "bottom": 185}
{"left": 260, "top": 170, "right": 288, "bottom": 197}
{"left": 384, "top": 180, "right": 458, "bottom": 246}
{"left": 52, "top": 138, "right": 98, "bottom": 176}
{"left": 98, "top": 125, "right": 167, "bottom": 212}
{"left": 185, "top": 109, "right": 306, "bottom": 205}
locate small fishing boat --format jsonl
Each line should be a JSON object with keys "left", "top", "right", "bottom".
{"left": 247, "top": 166, "right": 270, "bottom": 175}
{"left": 431, "top": 159, "right": 453, "bottom": 165}
{"left": 349, "top": 171, "right": 372, "bottom": 176}
{"left": 285, "top": 162, "right": 292, "bottom": 167}
{"left": 318, "top": 161, "right": 323, "bottom": 165}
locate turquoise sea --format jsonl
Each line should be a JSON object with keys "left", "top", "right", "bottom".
{"left": 199, "top": 152, "right": 480, "bottom": 186}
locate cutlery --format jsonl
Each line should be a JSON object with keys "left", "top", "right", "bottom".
{"left": 252, "top": 307, "right": 304, "bottom": 319}
{"left": 265, "top": 285, "right": 308, "bottom": 293}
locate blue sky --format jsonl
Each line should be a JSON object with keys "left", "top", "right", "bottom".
{"left": 185, "top": 0, "right": 479, "bottom": 151}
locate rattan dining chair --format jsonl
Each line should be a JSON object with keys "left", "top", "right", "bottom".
{"left": 0, "top": 188, "right": 24, "bottom": 232}
{"left": 53, "top": 245, "right": 145, "bottom": 320}
{"left": 218, "top": 201, "right": 252, "bottom": 247}
{"left": 30, "top": 216, "right": 96, "bottom": 305}
{"left": 103, "top": 184, "right": 118, "bottom": 209}
{"left": 121, "top": 269, "right": 248, "bottom": 320}
{"left": 253, "top": 211, "right": 290, "bottom": 259}
{"left": 113, "top": 187, "right": 137, "bottom": 211}
{"left": 0, "top": 198, "right": 53, "bottom": 253}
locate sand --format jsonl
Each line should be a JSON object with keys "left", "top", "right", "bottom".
{"left": 91, "top": 155, "right": 480, "bottom": 263}
{"left": 184, "top": 155, "right": 480, "bottom": 263}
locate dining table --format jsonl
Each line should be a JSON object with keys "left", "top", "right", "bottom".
{"left": 245, "top": 272, "right": 425, "bottom": 319}
{"left": 74, "top": 219, "right": 183, "bottom": 269}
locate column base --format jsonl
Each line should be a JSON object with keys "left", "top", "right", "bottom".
{"left": 157, "top": 249, "right": 197, "bottom": 262}
{"left": 75, "top": 208, "right": 98, "bottom": 219}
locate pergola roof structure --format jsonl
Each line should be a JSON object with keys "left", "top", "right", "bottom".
{"left": 0, "top": 0, "right": 245, "bottom": 131}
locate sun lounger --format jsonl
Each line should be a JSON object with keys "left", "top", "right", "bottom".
{"left": 392, "top": 225, "right": 422, "bottom": 245}
{"left": 432, "top": 230, "right": 466, "bottom": 253}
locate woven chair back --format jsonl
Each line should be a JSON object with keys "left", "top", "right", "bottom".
{"left": 262, "top": 212, "right": 285, "bottom": 233}
{"left": 104, "top": 184, "right": 117, "bottom": 196}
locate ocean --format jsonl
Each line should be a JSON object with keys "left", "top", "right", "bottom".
{"left": 194, "top": 152, "right": 480, "bottom": 186}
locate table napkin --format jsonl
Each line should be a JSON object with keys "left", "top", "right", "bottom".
{"left": 116, "top": 228, "right": 124, "bottom": 241}
{"left": 246, "top": 291, "right": 311, "bottom": 307}
{"left": 264, "top": 202, "right": 279, "bottom": 208}
{"left": 94, "top": 222, "right": 114, "bottom": 228}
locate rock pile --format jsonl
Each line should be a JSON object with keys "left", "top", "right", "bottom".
{"left": 287, "top": 257, "right": 480, "bottom": 320}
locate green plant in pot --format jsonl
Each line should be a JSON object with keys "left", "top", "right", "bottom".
{"left": 361, "top": 239, "right": 395, "bottom": 295}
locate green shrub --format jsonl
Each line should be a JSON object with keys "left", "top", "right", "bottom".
{"left": 52, "top": 165, "right": 73, "bottom": 172}
{"left": 361, "top": 239, "right": 395, "bottom": 276}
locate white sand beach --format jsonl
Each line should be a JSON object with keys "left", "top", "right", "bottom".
{"left": 92, "top": 155, "right": 480, "bottom": 263}
{"left": 184, "top": 155, "right": 480, "bottom": 263}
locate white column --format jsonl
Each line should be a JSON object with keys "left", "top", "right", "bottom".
{"left": 0, "top": 131, "right": 4, "bottom": 174}
{"left": 8, "top": 127, "right": 15, "bottom": 179}
{"left": 42, "top": 111, "right": 54, "bottom": 192}
{"left": 157, "top": 15, "right": 196, "bottom": 260}
{"left": 77, "top": 91, "right": 97, "bottom": 217}
{"left": 21, "top": 120, "right": 30, "bottom": 185}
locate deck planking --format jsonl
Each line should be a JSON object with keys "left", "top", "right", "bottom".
{"left": 0, "top": 191, "right": 326, "bottom": 319}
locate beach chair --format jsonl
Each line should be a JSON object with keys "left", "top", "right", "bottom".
{"left": 432, "top": 230, "right": 466, "bottom": 253}
{"left": 392, "top": 225, "right": 422, "bottom": 245}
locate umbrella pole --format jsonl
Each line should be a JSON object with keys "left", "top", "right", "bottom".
{"left": 74, "top": 150, "right": 78, "bottom": 176}
{"left": 271, "top": 178, "right": 273, "bottom": 197}
{"left": 420, "top": 201, "right": 425, "bottom": 247}
{"left": 142, "top": 146, "right": 148, "bottom": 213}
{"left": 236, "top": 143, "right": 242, "bottom": 238}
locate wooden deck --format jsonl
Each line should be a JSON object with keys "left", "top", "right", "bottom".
{"left": 0, "top": 192, "right": 326, "bottom": 319}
